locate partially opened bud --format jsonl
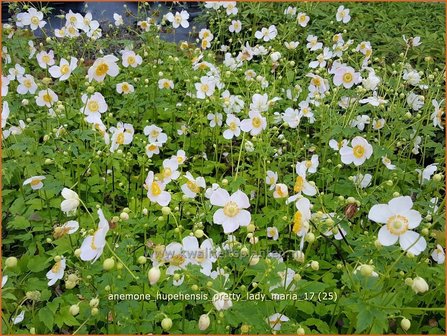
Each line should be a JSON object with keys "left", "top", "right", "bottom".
{"left": 198, "top": 314, "right": 210, "bottom": 331}
{"left": 401, "top": 318, "right": 411, "bottom": 331}
{"left": 148, "top": 267, "right": 161, "bottom": 285}
{"left": 411, "top": 276, "right": 429, "bottom": 294}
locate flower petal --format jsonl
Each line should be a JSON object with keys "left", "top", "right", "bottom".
{"left": 378, "top": 225, "right": 398, "bottom": 246}
{"left": 399, "top": 231, "right": 426, "bottom": 255}
{"left": 388, "top": 196, "right": 413, "bottom": 214}
{"left": 368, "top": 204, "right": 392, "bottom": 224}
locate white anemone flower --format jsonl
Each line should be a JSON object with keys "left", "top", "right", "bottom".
{"left": 266, "top": 171, "right": 278, "bottom": 190}
{"left": 60, "top": 188, "right": 80, "bottom": 214}
{"left": 109, "top": 122, "right": 134, "bottom": 152}
{"left": 181, "top": 172, "right": 206, "bottom": 199}
{"left": 431, "top": 244, "right": 445, "bottom": 264}
{"left": 46, "top": 257, "right": 66, "bottom": 286}
{"left": 368, "top": 196, "right": 426, "bottom": 255}
{"left": 145, "top": 171, "right": 171, "bottom": 206}
{"left": 240, "top": 111, "right": 267, "bottom": 136}
{"left": 336, "top": 5, "right": 351, "bottom": 23}
{"left": 87, "top": 55, "right": 120, "bottom": 82}
{"left": 267, "top": 226, "right": 279, "bottom": 241}
{"left": 80, "top": 209, "right": 110, "bottom": 263}
{"left": 212, "top": 292, "right": 233, "bottom": 311}
{"left": 36, "top": 89, "right": 58, "bottom": 108}
{"left": 165, "top": 10, "right": 189, "bottom": 29}
{"left": 254, "top": 25, "right": 277, "bottom": 42}
{"left": 273, "top": 183, "right": 288, "bottom": 199}
{"left": 17, "top": 75, "right": 38, "bottom": 94}
{"left": 144, "top": 124, "right": 168, "bottom": 144}
{"left": 267, "top": 313, "right": 289, "bottom": 331}
{"left": 49, "top": 57, "right": 78, "bottom": 81}
{"left": 121, "top": 50, "right": 142, "bottom": 68}
{"left": 210, "top": 188, "right": 251, "bottom": 233}
{"left": 23, "top": 176, "right": 46, "bottom": 190}
{"left": 340, "top": 136, "right": 373, "bottom": 166}
{"left": 223, "top": 114, "right": 241, "bottom": 139}
{"left": 182, "top": 236, "right": 218, "bottom": 276}
{"left": 81, "top": 92, "right": 108, "bottom": 124}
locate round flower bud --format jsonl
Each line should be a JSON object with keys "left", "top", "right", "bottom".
{"left": 119, "top": 212, "right": 129, "bottom": 220}
{"left": 74, "top": 249, "right": 81, "bottom": 257}
{"left": 89, "top": 298, "right": 99, "bottom": 308}
{"left": 191, "top": 284, "right": 199, "bottom": 291}
{"left": 194, "top": 229, "right": 204, "bottom": 238}
{"left": 103, "top": 258, "right": 115, "bottom": 271}
{"left": 249, "top": 255, "right": 260, "bottom": 266}
{"left": 401, "top": 318, "right": 411, "bottom": 331}
{"left": 199, "top": 314, "right": 210, "bottom": 331}
{"left": 161, "top": 318, "right": 173, "bottom": 331}
{"left": 161, "top": 207, "right": 171, "bottom": 216}
{"left": 5, "top": 256, "right": 18, "bottom": 268}
{"left": 297, "top": 327, "right": 305, "bottom": 334}
{"left": 411, "top": 276, "right": 429, "bottom": 294}
{"left": 91, "top": 307, "right": 99, "bottom": 316}
{"left": 65, "top": 280, "right": 76, "bottom": 289}
{"left": 433, "top": 173, "right": 443, "bottom": 182}
{"left": 240, "top": 247, "right": 249, "bottom": 256}
{"left": 405, "top": 278, "right": 414, "bottom": 286}
{"left": 69, "top": 304, "right": 80, "bottom": 316}
{"left": 30, "top": 327, "right": 36, "bottom": 334}
{"left": 247, "top": 223, "right": 256, "bottom": 232}
{"left": 222, "top": 178, "right": 229, "bottom": 186}
{"left": 359, "top": 264, "right": 374, "bottom": 277}
{"left": 148, "top": 267, "right": 161, "bottom": 285}
{"left": 293, "top": 251, "right": 305, "bottom": 263}
{"left": 137, "top": 256, "right": 147, "bottom": 265}
{"left": 293, "top": 273, "right": 302, "bottom": 281}
{"left": 142, "top": 208, "right": 148, "bottom": 215}
{"left": 310, "top": 260, "right": 319, "bottom": 271}
{"left": 305, "top": 232, "right": 315, "bottom": 243}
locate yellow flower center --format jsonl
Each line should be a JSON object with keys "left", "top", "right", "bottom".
{"left": 201, "top": 83, "right": 209, "bottom": 93}
{"left": 60, "top": 64, "right": 70, "bottom": 75}
{"left": 42, "top": 55, "right": 50, "bottom": 64}
{"left": 294, "top": 176, "right": 304, "bottom": 193}
{"left": 151, "top": 182, "right": 162, "bottom": 196}
{"left": 268, "top": 228, "right": 277, "bottom": 236}
{"left": 196, "top": 250, "right": 206, "bottom": 263}
{"left": 292, "top": 211, "right": 302, "bottom": 234}
{"left": 31, "top": 16, "right": 40, "bottom": 25}
{"left": 187, "top": 180, "right": 201, "bottom": 193}
{"left": 305, "top": 160, "right": 312, "bottom": 168}
{"left": 229, "top": 121, "right": 237, "bottom": 131}
{"left": 69, "top": 16, "right": 77, "bottom": 24}
{"left": 386, "top": 215, "right": 409, "bottom": 236}
{"left": 353, "top": 145, "right": 365, "bottom": 158}
{"left": 127, "top": 56, "right": 135, "bottom": 65}
{"left": 147, "top": 144, "right": 157, "bottom": 151}
{"left": 90, "top": 231, "right": 98, "bottom": 250}
{"left": 95, "top": 62, "right": 109, "bottom": 76}
{"left": 162, "top": 168, "right": 172, "bottom": 179}
{"left": 116, "top": 132, "right": 125, "bottom": 144}
{"left": 223, "top": 201, "right": 240, "bottom": 217}
{"left": 43, "top": 93, "right": 52, "bottom": 103}
{"left": 51, "top": 260, "right": 62, "bottom": 273}
{"left": 311, "top": 77, "right": 321, "bottom": 87}
{"left": 252, "top": 116, "right": 262, "bottom": 128}
{"left": 163, "top": 81, "right": 171, "bottom": 89}
{"left": 170, "top": 254, "right": 185, "bottom": 266}
{"left": 30, "top": 178, "right": 41, "bottom": 186}
{"left": 150, "top": 130, "right": 160, "bottom": 139}
{"left": 24, "top": 79, "right": 32, "bottom": 88}
{"left": 121, "top": 83, "right": 129, "bottom": 92}
{"left": 88, "top": 100, "right": 99, "bottom": 112}
{"left": 275, "top": 185, "right": 286, "bottom": 197}
{"left": 343, "top": 72, "right": 353, "bottom": 83}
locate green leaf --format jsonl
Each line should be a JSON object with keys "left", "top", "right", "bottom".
{"left": 38, "top": 307, "right": 54, "bottom": 331}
